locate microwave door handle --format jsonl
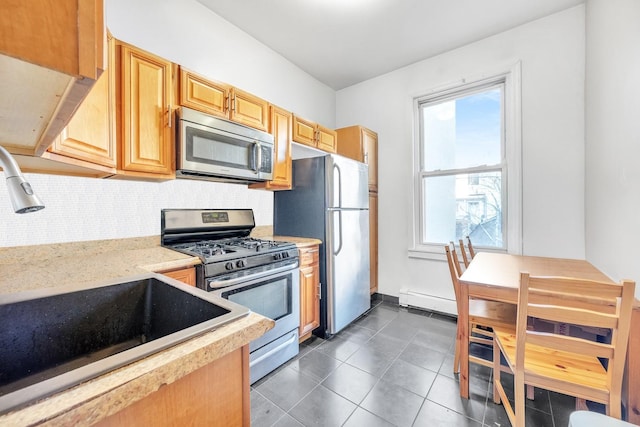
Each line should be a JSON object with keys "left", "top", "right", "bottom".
{"left": 249, "top": 141, "right": 258, "bottom": 173}
{"left": 255, "top": 141, "right": 262, "bottom": 174}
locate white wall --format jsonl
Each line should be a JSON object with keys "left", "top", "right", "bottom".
{"left": 336, "top": 6, "right": 586, "bottom": 305}
{"left": 585, "top": 0, "right": 640, "bottom": 292}
{"left": 0, "top": 0, "right": 335, "bottom": 248}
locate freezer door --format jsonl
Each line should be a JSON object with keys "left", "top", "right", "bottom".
{"left": 326, "top": 155, "right": 369, "bottom": 209}
{"left": 326, "top": 208, "right": 371, "bottom": 334}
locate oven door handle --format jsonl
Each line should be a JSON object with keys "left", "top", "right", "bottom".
{"left": 207, "top": 262, "right": 298, "bottom": 289}
{"left": 249, "top": 332, "right": 298, "bottom": 368}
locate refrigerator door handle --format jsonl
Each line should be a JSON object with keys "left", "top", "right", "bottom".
{"left": 333, "top": 163, "right": 342, "bottom": 208}
{"left": 333, "top": 210, "right": 343, "bottom": 255}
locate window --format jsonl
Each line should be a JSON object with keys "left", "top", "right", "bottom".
{"left": 411, "top": 66, "right": 522, "bottom": 256}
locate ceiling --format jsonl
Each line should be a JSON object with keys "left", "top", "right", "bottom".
{"left": 197, "top": 0, "right": 584, "bottom": 90}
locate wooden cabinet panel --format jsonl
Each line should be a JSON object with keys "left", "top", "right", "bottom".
{"left": 47, "top": 35, "right": 116, "bottom": 173}
{"left": 362, "top": 128, "right": 378, "bottom": 192}
{"left": 292, "top": 115, "right": 317, "bottom": 147}
{"left": 96, "top": 346, "right": 250, "bottom": 427}
{"left": 250, "top": 105, "right": 292, "bottom": 191}
{"left": 179, "top": 68, "right": 228, "bottom": 119}
{"left": 161, "top": 267, "right": 196, "bottom": 287}
{"left": 116, "top": 44, "right": 175, "bottom": 177}
{"left": 336, "top": 126, "right": 364, "bottom": 161}
{"left": 336, "top": 125, "right": 378, "bottom": 192}
{"left": 317, "top": 125, "right": 337, "bottom": 153}
{"left": 369, "top": 192, "right": 378, "bottom": 295}
{"left": 117, "top": 42, "right": 174, "bottom": 177}
{"left": 179, "top": 68, "right": 268, "bottom": 132}
{"left": 0, "top": 0, "right": 105, "bottom": 156}
{"left": 230, "top": 88, "right": 269, "bottom": 132}
{"left": 299, "top": 245, "right": 320, "bottom": 341}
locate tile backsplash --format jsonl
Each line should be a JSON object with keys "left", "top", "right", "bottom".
{"left": 0, "top": 174, "right": 273, "bottom": 247}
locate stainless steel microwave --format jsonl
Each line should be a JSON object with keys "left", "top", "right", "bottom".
{"left": 176, "top": 107, "right": 274, "bottom": 183}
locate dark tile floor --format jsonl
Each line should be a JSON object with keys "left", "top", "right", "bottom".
{"left": 250, "top": 299, "right": 583, "bottom": 427}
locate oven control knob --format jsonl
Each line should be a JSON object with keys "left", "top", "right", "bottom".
{"left": 236, "top": 260, "right": 246, "bottom": 268}
{"left": 274, "top": 253, "right": 282, "bottom": 260}
{"left": 282, "top": 252, "right": 289, "bottom": 258}
{"left": 225, "top": 262, "right": 234, "bottom": 271}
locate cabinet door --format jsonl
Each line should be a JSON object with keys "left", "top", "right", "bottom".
{"left": 230, "top": 88, "right": 269, "bottom": 132}
{"left": 335, "top": 126, "right": 364, "bottom": 161}
{"left": 118, "top": 43, "right": 174, "bottom": 177}
{"left": 292, "top": 115, "right": 317, "bottom": 147}
{"left": 249, "top": 105, "right": 292, "bottom": 191}
{"left": 96, "top": 346, "right": 249, "bottom": 426}
{"left": 47, "top": 34, "right": 116, "bottom": 173}
{"left": 299, "top": 246, "right": 320, "bottom": 340}
{"left": 369, "top": 192, "right": 378, "bottom": 295}
{"left": 363, "top": 128, "right": 378, "bottom": 192}
{"left": 316, "top": 125, "right": 337, "bottom": 153}
{"left": 179, "top": 68, "right": 229, "bottom": 119}
{"left": 161, "top": 267, "right": 196, "bottom": 287}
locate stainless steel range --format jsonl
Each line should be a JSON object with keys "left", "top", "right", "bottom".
{"left": 161, "top": 209, "right": 300, "bottom": 383}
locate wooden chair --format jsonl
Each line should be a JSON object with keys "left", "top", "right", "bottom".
{"left": 492, "top": 273, "right": 635, "bottom": 427}
{"left": 459, "top": 236, "right": 475, "bottom": 268}
{"left": 444, "top": 243, "right": 517, "bottom": 374}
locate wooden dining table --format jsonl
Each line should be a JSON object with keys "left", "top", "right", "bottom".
{"left": 457, "top": 252, "right": 640, "bottom": 423}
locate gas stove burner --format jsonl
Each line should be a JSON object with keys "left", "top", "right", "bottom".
{"left": 173, "top": 241, "right": 236, "bottom": 257}
{"left": 229, "top": 237, "right": 287, "bottom": 252}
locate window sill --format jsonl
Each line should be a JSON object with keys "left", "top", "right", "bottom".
{"left": 408, "top": 246, "right": 508, "bottom": 260}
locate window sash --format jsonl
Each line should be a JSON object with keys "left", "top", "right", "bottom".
{"left": 418, "top": 166, "right": 506, "bottom": 248}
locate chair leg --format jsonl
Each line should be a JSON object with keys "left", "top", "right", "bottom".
{"left": 492, "top": 338, "right": 500, "bottom": 404}
{"left": 515, "top": 372, "right": 526, "bottom": 427}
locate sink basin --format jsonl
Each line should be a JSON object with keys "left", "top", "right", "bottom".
{"left": 0, "top": 273, "right": 249, "bottom": 414}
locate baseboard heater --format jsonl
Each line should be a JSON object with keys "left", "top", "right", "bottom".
{"left": 398, "top": 288, "right": 457, "bottom": 317}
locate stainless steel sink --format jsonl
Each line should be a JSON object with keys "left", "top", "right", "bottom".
{"left": 0, "top": 273, "right": 250, "bottom": 414}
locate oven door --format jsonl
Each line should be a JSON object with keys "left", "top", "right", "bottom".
{"left": 211, "top": 266, "right": 300, "bottom": 352}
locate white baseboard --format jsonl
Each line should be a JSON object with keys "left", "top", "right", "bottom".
{"left": 398, "top": 288, "right": 457, "bottom": 316}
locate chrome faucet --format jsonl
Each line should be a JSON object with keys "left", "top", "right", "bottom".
{"left": 0, "top": 145, "right": 44, "bottom": 213}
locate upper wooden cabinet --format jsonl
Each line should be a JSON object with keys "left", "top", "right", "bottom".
{"left": 336, "top": 125, "right": 378, "bottom": 192}
{"left": 179, "top": 68, "right": 269, "bottom": 132}
{"left": 250, "top": 105, "right": 293, "bottom": 191}
{"left": 1, "top": 0, "right": 105, "bottom": 157}
{"left": 114, "top": 40, "right": 176, "bottom": 179}
{"left": 44, "top": 34, "right": 116, "bottom": 177}
{"left": 292, "top": 115, "right": 337, "bottom": 153}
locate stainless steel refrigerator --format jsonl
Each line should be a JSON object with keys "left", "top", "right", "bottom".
{"left": 274, "top": 154, "right": 370, "bottom": 338}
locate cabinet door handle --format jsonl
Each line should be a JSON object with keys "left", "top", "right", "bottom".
{"left": 225, "top": 96, "right": 229, "bottom": 112}
{"left": 167, "top": 104, "right": 172, "bottom": 128}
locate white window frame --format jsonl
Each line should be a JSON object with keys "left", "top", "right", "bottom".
{"left": 408, "top": 63, "right": 522, "bottom": 259}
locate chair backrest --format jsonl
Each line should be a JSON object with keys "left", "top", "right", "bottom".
{"left": 444, "top": 243, "right": 462, "bottom": 303}
{"left": 448, "top": 241, "right": 464, "bottom": 277}
{"left": 458, "top": 236, "right": 475, "bottom": 268}
{"left": 515, "top": 273, "right": 636, "bottom": 395}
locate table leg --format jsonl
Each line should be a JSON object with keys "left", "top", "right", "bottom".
{"left": 459, "top": 282, "right": 470, "bottom": 398}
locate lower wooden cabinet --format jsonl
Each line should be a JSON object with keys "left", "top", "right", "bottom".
{"left": 369, "top": 192, "right": 378, "bottom": 294}
{"left": 160, "top": 267, "right": 196, "bottom": 286}
{"left": 96, "top": 346, "right": 250, "bottom": 426}
{"left": 298, "top": 245, "right": 320, "bottom": 341}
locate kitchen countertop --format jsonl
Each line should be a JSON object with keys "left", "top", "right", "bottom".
{"left": 0, "top": 236, "right": 199, "bottom": 295}
{"left": 251, "top": 225, "right": 322, "bottom": 248}
{"left": 0, "top": 235, "right": 275, "bottom": 426}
